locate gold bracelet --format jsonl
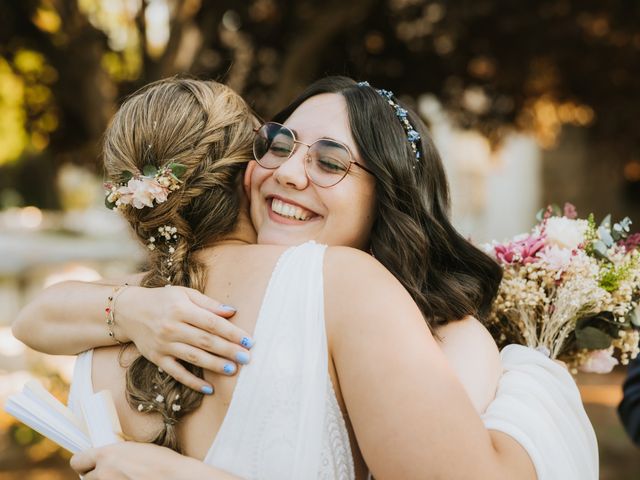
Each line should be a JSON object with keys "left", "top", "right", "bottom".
{"left": 105, "top": 283, "right": 129, "bottom": 345}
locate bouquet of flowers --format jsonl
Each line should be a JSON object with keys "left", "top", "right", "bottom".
{"left": 485, "top": 203, "right": 640, "bottom": 374}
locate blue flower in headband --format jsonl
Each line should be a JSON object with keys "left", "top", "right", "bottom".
{"left": 407, "top": 130, "right": 420, "bottom": 142}
{"left": 356, "top": 80, "right": 422, "bottom": 165}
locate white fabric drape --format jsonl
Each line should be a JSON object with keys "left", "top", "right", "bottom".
{"left": 482, "top": 344, "right": 599, "bottom": 480}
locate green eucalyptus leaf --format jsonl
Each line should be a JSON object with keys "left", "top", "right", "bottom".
{"left": 578, "top": 311, "right": 617, "bottom": 326}
{"left": 121, "top": 171, "right": 134, "bottom": 182}
{"left": 576, "top": 312, "right": 620, "bottom": 336}
{"left": 143, "top": 165, "right": 158, "bottom": 177}
{"left": 105, "top": 196, "right": 117, "bottom": 210}
{"left": 575, "top": 325, "right": 615, "bottom": 350}
{"left": 550, "top": 203, "right": 562, "bottom": 217}
{"left": 592, "top": 240, "right": 610, "bottom": 260}
{"left": 612, "top": 217, "right": 632, "bottom": 241}
{"left": 628, "top": 308, "right": 640, "bottom": 328}
{"left": 599, "top": 214, "right": 612, "bottom": 230}
{"left": 597, "top": 226, "right": 614, "bottom": 247}
{"left": 169, "top": 163, "right": 187, "bottom": 178}
{"left": 536, "top": 208, "right": 545, "bottom": 222}
{"left": 611, "top": 229, "right": 623, "bottom": 242}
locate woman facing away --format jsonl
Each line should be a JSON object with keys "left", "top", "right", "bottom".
{"left": 12, "top": 76, "right": 598, "bottom": 479}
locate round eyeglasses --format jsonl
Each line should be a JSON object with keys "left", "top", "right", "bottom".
{"left": 252, "top": 122, "right": 374, "bottom": 188}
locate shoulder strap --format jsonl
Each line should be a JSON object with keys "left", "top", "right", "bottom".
{"left": 206, "top": 242, "right": 330, "bottom": 479}
{"left": 68, "top": 350, "right": 94, "bottom": 421}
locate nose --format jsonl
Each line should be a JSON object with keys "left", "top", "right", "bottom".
{"left": 273, "top": 143, "right": 310, "bottom": 190}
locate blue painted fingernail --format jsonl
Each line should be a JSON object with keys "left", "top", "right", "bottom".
{"left": 223, "top": 363, "right": 237, "bottom": 375}
{"left": 201, "top": 385, "right": 214, "bottom": 395}
{"left": 236, "top": 351, "right": 250, "bottom": 365}
{"left": 219, "top": 304, "right": 237, "bottom": 313}
{"left": 240, "top": 336, "right": 255, "bottom": 349}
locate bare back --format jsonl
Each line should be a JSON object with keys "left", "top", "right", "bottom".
{"left": 92, "top": 244, "right": 292, "bottom": 454}
{"left": 90, "top": 243, "right": 369, "bottom": 476}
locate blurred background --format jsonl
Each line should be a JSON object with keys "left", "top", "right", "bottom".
{"left": 0, "top": 0, "right": 639, "bottom": 478}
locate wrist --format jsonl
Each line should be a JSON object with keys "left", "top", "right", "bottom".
{"left": 110, "top": 285, "right": 140, "bottom": 343}
{"left": 165, "top": 449, "right": 216, "bottom": 479}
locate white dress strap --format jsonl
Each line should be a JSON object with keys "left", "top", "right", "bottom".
{"left": 206, "top": 242, "right": 332, "bottom": 479}
{"left": 481, "top": 344, "right": 599, "bottom": 480}
{"left": 68, "top": 349, "right": 94, "bottom": 423}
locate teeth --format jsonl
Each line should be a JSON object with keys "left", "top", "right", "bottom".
{"left": 271, "top": 198, "right": 311, "bottom": 221}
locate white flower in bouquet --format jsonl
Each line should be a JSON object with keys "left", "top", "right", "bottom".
{"left": 544, "top": 217, "right": 588, "bottom": 250}
{"left": 537, "top": 245, "right": 574, "bottom": 273}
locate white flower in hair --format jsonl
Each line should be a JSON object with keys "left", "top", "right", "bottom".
{"left": 104, "top": 163, "right": 186, "bottom": 210}
{"left": 117, "top": 177, "right": 169, "bottom": 209}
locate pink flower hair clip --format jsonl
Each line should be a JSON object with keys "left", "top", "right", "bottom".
{"left": 104, "top": 163, "right": 187, "bottom": 210}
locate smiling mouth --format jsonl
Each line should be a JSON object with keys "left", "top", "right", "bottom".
{"left": 270, "top": 198, "right": 315, "bottom": 221}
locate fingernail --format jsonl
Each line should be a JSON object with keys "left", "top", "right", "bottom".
{"left": 201, "top": 385, "right": 214, "bottom": 395}
{"left": 223, "top": 363, "right": 237, "bottom": 375}
{"left": 219, "top": 304, "right": 237, "bottom": 313}
{"left": 240, "top": 336, "right": 255, "bottom": 349}
{"left": 236, "top": 351, "right": 250, "bottom": 365}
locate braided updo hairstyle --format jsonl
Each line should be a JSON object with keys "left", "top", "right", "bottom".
{"left": 102, "top": 77, "right": 257, "bottom": 452}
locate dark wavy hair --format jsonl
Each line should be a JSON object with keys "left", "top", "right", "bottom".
{"left": 272, "top": 76, "right": 503, "bottom": 329}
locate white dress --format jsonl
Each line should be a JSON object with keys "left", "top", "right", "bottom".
{"left": 69, "top": 242, "right": 355, "bottom": 479}
{"left": 482, "top": 345, "right": 599, "bottom": 480}
{"left": 69, "top": 241, "right": 598, "bottom": 479}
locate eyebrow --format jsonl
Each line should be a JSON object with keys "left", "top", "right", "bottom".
{"left": 288, "top": 126, "right": 344, "bottom": 145}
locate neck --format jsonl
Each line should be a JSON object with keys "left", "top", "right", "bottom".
{"left": 217, "top": 207, "right": 257, "bottom": 246}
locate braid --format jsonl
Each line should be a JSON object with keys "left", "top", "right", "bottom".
{"left": 104, "top": 77, "right": 257, "bottom": 452}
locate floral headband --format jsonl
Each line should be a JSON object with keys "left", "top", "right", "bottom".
{"left": 104, "top": 163, "right": 186, "bottom": 210}
{"left": 357, "top": 81, "right": 422, "bottom": 164}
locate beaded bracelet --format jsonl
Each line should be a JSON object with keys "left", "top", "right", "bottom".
{"left": 105, "top": 283, "right": 129, "bottom": 345}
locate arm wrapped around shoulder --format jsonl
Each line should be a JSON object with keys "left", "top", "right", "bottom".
{"left": 481, "top": 344, "right": 599, "bottom": 480}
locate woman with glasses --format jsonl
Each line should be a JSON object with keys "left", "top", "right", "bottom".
{"left": 14, "top": 76, "right": 597, "bottom": 479}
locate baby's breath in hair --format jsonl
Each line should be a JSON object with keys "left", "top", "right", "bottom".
{"left": 102, "top": 76, "right": 257, "bottom": 453}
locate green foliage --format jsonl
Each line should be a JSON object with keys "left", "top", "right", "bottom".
{"left": 575, "top": 312, "right": 620, "bottom": 350}
{"left": 536, "top": 204, "right": 562, "bottom": 222}
{"left": 583, "top": 214, "right": 598, "bottom": 256}
{"left": 585, "top": 214, "right": 633, "bottom": 263}
{"left": 169, "top": 162, "right": 187, "bottom": 179}
{"left": 104, "top": 195, "right": 116, "bottom": 210}
{"left": 142, "top": 165, "right": 157, "bottom": 177}
{"left": 575, "top": 326, "right": 614, "bottom": 350}
{"left": 599, "top": 257, "right": 638, "bottom": 292}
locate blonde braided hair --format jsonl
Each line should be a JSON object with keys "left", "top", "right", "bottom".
{"left": 103, "top": 77, "right": 257, "bottom": 452}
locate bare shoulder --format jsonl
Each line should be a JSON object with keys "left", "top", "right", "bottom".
{"left": 323, "top": 246, "right": 418, "bottom": 318}
{"left": 323, "top": 246, "right": 398, "bottom": 289}
{"left": 322, "top": 246, "right": 430, "bottom": 350}
{"left": 436, "top": 317, "right": 502, "bottom": 413}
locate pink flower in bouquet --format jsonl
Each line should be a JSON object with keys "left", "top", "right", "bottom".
{"left": 537, "top": 245, "right": 575, "bottom": 272}
{"left": 620, "top": 233, "right": 640, "bottom": 252}
{"left": 563, "top": 202, "right": 578, "bottom": 220}
{"left": 579, "top": 348, "right": 619, "bottom": 374}
{"left": 494, "top": 234, "right": 546, "bottom": 265}
{"left": 116, "top": 177, "right": 169, "bottom": 209}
